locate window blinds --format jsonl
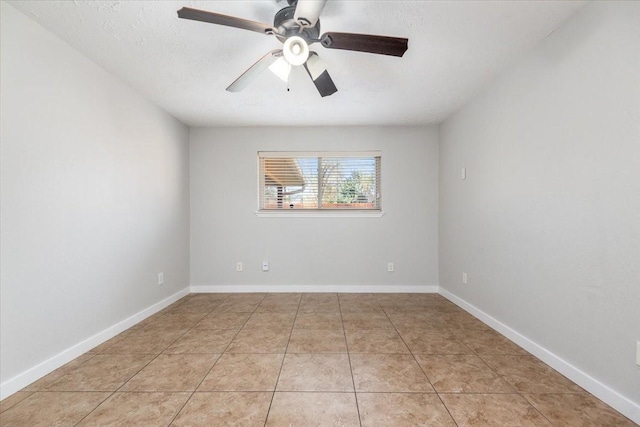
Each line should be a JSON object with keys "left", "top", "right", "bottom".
{"left": 258, "top": 151, "right": 382, "bottom": 210}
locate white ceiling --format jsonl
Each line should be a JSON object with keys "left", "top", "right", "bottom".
{"left": 8, "top": 1, "right": 585, "bottom": 127}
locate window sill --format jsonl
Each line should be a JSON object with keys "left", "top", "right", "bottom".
{"left": 255, "top": 210, "right": 384, "bottom": 218}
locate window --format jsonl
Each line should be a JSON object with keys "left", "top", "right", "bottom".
{"left": 258, "top": 151, "right": 381, "bottom": 212}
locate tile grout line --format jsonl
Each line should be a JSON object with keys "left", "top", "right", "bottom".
{"left": 384, "top": 300, "right": 558, "bottom": 426}
{"left": 380, "top": 302, "right": 460, "bottom": 427}
{"left": 471, "top": 351, "right": 555, "bottom": 426}
{"left": 339, "top": 294, "right": 364, "bottom": 427}
{"left": 167, "top": 293, "right": 268, "bottom": 426}
{"left": 73, "top": 294, "right": 203, "bottom": 426}
{"left": 262, "top": 293, "right": 302, "bottom": 427}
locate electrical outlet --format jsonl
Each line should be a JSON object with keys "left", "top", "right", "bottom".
{"left": 462, "top": 272, "right": 468, "bottom": 285}
{"left": 158, "top": 272, "right": 164, "bottom": 285}
{"left": 262, "top": 261, "right": 269, "bottom": 272}
{"left": 387, "top": 262, "right": 395, "bottom": 272}
{"left": 636, "top": 341, "right": 640, "bottom": 367}
{"left": 236, "top": 262, "right": 243, "bottom": 272}
{"left": 461, "top": 167, "right": 467, "bottom": 180}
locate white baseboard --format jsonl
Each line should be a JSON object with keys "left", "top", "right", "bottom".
{"left": 190, "top": 284, "right": 439, "bottom": 294}
{"left": 438, "top": 288, "right": 640, "bottom": 425}
{"left": 0, "top": 287, "right": 190, "bottom": 400}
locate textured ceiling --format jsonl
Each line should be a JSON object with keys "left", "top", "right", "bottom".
{"left": 8, "top": 1, "right": 585, "bottom": 127}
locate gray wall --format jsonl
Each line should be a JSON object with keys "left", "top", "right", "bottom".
{"left": 190, "top": 126, "right": 439, "bottom": 291}
{"left": 439, "top": 0, "right": 639, "bottom": 410}
{"left": 1, "top": 3, "right": 190, "bottom": 393}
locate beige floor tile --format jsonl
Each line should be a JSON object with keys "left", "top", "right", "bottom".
{"left": 263, "top": 293, "right": 303, "bottom": 303}
{"left": 298, "top": 301, "right": 341, "bottom": 313}
{"left": 172, "top": 392, "right": 272, "bottom": 426}
{"left": 452, "top": 328, "right": 528, "bottom": 355}
{"left": 482, "top": 355, "right": 584, "bottom": 393}
{"left": 346, "top": 330, "right": 410, "bottom": 353}
{"left": 339, "top": 293, "right": 378, "bottom": 304}
{"left": 255, "top": 301, "right": 300, "bottom": 313}
{"left": 287, "top": 329, "right": 348, "bottom": 353}
{"left": 294, "top": 312, "right": 343, "bottom": 329}
{"left": 167, "top": 297, "right": 222, "bottom": 313}
{"left": 388, "top": 313, "right": 450, "bottom": 330}
{"left": 277, "top": 353, "right": 354, "bottom": 391}
{"left": 444, "top": 312, "right": 494, "bottom": 332}
{"left": 195, "top": 312, "right": 252, "bottom": 329}
{"left": 10, "top": 294, "right": 625, "bottom": 427}
{"left": 77, "top": 392, "right": 189, "bottom": 426}
{"left": 524, "top": 393, "right": 637, "bottom": 426}
{"left": 215, "top": 300, "right": 261, "bottom": 312}
{"left": 121, "top": 353, "right": 219, "bottom": 391}
{"left": 440, "top": 393, "right": 550, "bottom": 426}
{"left": 415, "top": 354, "right": 515, "bottom": 393}
{"left": 198, "top": 353, "right": 284, "bottom": 391}
{"left": 299, "top": 294, "right": 340, "bottom": 313}
{"left": 46, "top": 354, "right": 155, "bottom": 391}
{"left": 226, "top": 329, "right": 291, "bottom": 353}
{"left": 189, "top": 293, "right": 230, "bottom": 303}
{"left": 340, "top": 302, "right": 385, "bottom": 314}
{"left": 300, "top": 293, "right": 339, "bottom": 304}
{"left": 156, "top": 298, "right": 192, "bottom": 315}
{"left": 243, "top": 312, "right": 296, "bottom": 329}
{"left": 0, "top": 392, "right": 110, "bottom": 427}
{"left": 400, "top": 330, "right": 473, "bottom": 355}
{"left": 266, "top": 392, "right": 359, "bottom": 427}
{"left": 357, "top": 392, "right": 457, "bottom": 427}
{"left": 381, "top": 305, "right": 434, "bottom": 314}
{"left": 342, "top": 313, "right": 394, "bottom": 330}
{"left": 225, "top": 293, "right": 266, "bottom": 301}
{"left": 24, "top": 353, "right": 95, "bottom": 391}
{"left": 164, "top": 329, "right": 237, "bottom": 354}
{"left": 87, "top": 330, "right": 135, "bottom": 354}
{"left": 0, "top": 391, "right": 33, "bottom": 414}
{"left": 141, "top": 312, "right": 208, "bottom": 330}
{"left": 350, "top": 353, "right": 434, "bottom": 392}
{"left": 100, "top": 327, "right": 188, "bottom": 354}
{"left": 135, "top": 312, "right": 171, "bottom": 328}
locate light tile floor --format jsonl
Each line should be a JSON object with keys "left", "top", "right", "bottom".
{"left": 1, "top": 293, "right": 636, "bottom": 426}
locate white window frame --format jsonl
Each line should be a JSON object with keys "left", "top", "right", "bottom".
{"left": 256, "top": 151, "right": 383, "bottom": 218}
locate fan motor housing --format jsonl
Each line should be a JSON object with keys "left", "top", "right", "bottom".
{"left": 274, "top": 6, "right": 320, "bottom": 43}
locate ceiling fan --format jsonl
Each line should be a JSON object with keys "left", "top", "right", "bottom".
{"left": 177, "top": 0, "right": 408, "bottom": 97}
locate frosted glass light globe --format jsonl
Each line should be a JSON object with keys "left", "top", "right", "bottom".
{"left": 283, "top": 36, "right": 309, "bottom": 66}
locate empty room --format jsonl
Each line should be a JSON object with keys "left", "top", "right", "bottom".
{"left": 1, "top": 0, "right": 638, "bottom": 426}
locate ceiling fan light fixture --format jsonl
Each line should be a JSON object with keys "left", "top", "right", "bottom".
{"left": 283, "top": 36, "right": 309, "bottom": 66}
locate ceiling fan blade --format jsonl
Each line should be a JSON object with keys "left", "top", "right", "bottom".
{"left": 268, "top": 57, "right": 292, "bottom": 83}
{"left": 177, "top": 7, "right": 274, "bottom": 35}
{"left": 293, "top": 0, "right": 327, "bottom": 27}
{"left": 304, "top": 52, "right": 337, "bottom": 97}
{"left": 227, "top": 50, "right": 283, "bottom": 92}
{"left": 320, "top": 32, "right": 408, "bottom": 57}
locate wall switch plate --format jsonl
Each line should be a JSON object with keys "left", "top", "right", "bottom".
{"left": 462, "top": 272, "right": 468, "bottom": 284}
{"left": 388, "top": 262, "right": 395, "bottom": 272}
{"left": 158, "top": 272, "right": 164, "bottom": 285}
{"left": 236, "top": 262, "right": 243, "bottom": 272}
{"left": 262, "top": 261, "right": 269, "bottom": 272}
{"left": 636, "top": 341, "right": 640, "bottom": 367}
{"left": 461, "top": 167, "right": 467, "bottom": 180}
